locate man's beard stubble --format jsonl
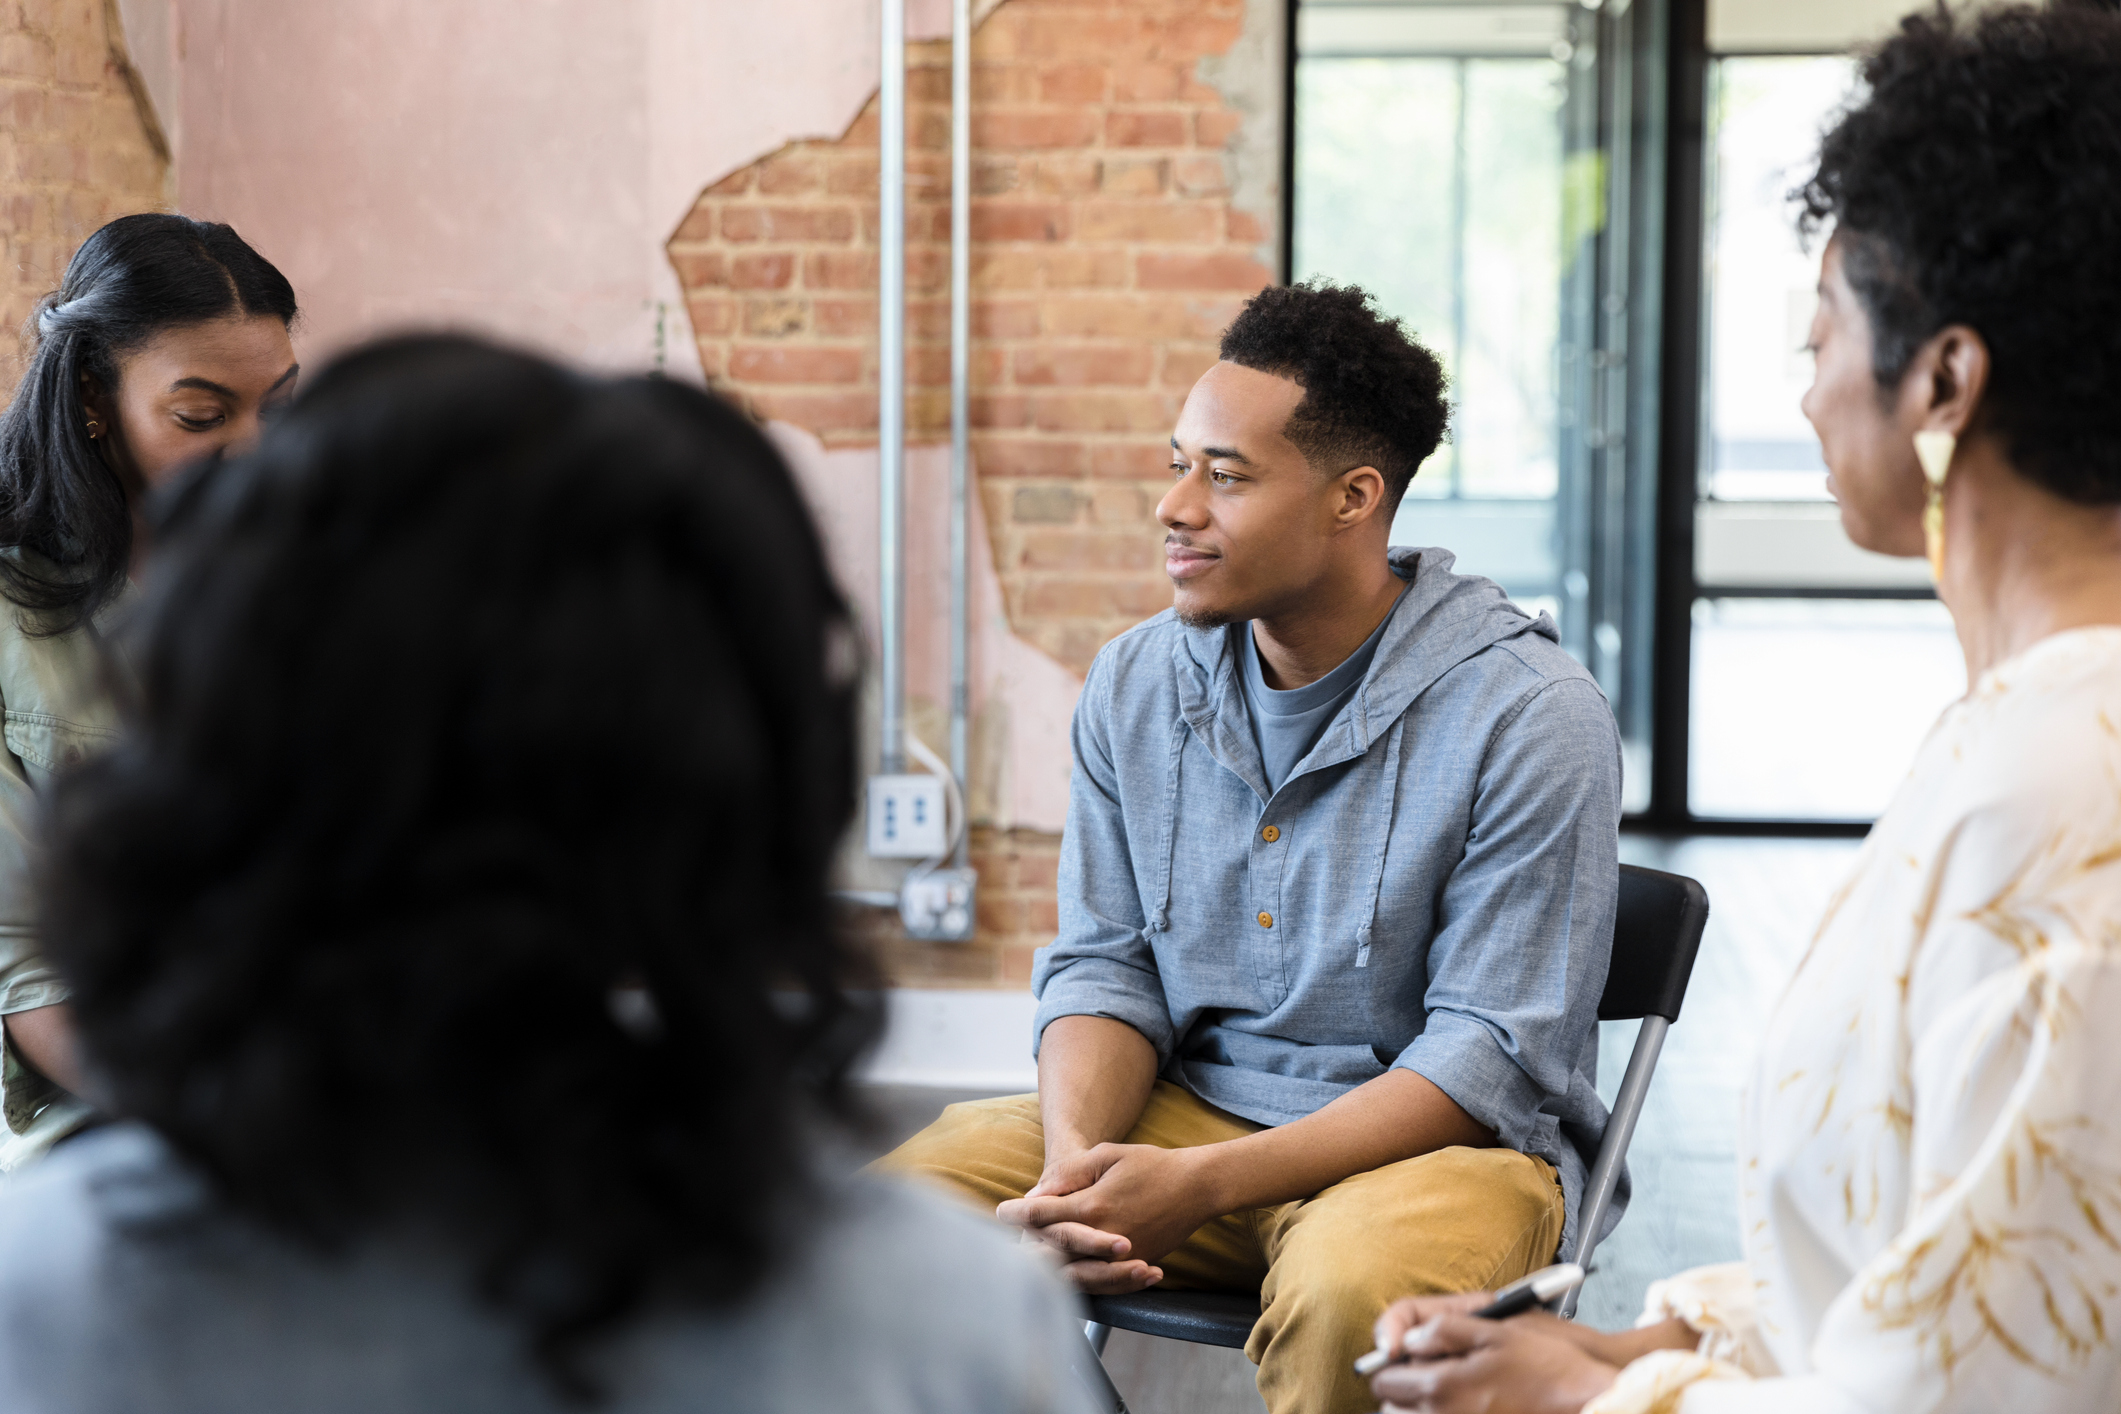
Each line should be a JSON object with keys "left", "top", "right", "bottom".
{"left": 1174, "top": 602, "right": 1239, "bottom": 631}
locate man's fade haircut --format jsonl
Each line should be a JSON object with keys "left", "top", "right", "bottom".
{"left": 1217, "top": 280, "right": 1449, "bottom": 513}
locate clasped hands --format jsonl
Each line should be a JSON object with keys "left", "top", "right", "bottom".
{"left": 994, "top": 1140, "right": 1219, "bottom": 1294}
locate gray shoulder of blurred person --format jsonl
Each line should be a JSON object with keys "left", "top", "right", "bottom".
{"left": 0, "top": 1122, "right": 1102, "bottom": 1414}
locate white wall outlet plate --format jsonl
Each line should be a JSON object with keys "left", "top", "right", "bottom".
{"left": 866, "top": 773, "right": 947, "bottom": 858}
{"left": 901, "top": 866, "right": 978, "bottom": 942}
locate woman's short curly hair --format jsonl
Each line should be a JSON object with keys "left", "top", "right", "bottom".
{"left": 1218, "top": 280, "right": 1450, "bottom": 511}
{"left": 1799, "top": 0, "right": 2121, "bottom": 505}
{"left": 39, "top": 335, "right": 881, "bottom": 1399}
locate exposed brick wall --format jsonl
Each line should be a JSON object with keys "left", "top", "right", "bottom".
{"left": 668, "top": 0, "right": 1276, "bottom": 987}
{"left": 851, "top": 826, "right": 1062, "bottom": 988}
{"left": 667, "top": 0, "right": 1273, "bottom": 678}
{"left": 1, "top": 0, "right": 170, "bottom": 398}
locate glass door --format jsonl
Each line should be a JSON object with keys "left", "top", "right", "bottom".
{"left": 1292, "top": 0, "right": 1666, "bottom": 810}
{"left": 1686, "top": 51, "right": 1962, "bottom": 820}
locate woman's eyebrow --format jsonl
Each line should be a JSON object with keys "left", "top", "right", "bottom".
{"left": 168, "top": 364, "right": 300, "bottom": 398}
{"left": 168, "top": 376, "right": 237, "bottom": 396}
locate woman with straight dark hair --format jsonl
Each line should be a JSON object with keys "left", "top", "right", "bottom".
{"left": 0, "top": 212, "right": 298, "bottom": 1168}
{"left": 1362, "top": 5, "right": 2121, "bottom": 1412}
{"left": 0, "top": 334, "right": 1095, "bottom": 1414}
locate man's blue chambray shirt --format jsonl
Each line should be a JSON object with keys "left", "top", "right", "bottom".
{"left": 1030, "top": 547, "right": 1626, "bottom": 1257}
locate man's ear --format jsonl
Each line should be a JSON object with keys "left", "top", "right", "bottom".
{"left": 1335, "top": 465, "right": 1390, "bottom": 531}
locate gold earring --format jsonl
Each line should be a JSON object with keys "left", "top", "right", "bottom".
{"left": 1913, "top": 430, "right": 1955, "bottom": 582}
{"left": 84, "top": 419, "right": 100, "bottom": 439}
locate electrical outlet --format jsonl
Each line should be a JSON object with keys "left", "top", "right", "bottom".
{"left": 901, "top": 866, "right": 978, "bottom": 941}
{"left": 866, "top": 773, "right": 947, "bottom": 858}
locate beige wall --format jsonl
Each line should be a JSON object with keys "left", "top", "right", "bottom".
{"left": 1708, "top": 0, "right": 1944, "bottom": 52}
{"left": 160, "top": 0, "right": 894, "bottom": 373}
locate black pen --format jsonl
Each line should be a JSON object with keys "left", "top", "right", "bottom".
{"left": 1353, "top": 1263, "right": 1588, "bottom": 1376}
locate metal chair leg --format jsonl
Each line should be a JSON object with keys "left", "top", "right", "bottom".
{"left": 1068, "top": 1321, "right": 1128, "bottom": 1413}
{"left": 1561, "top": 1015, "right": 1670, "bottom": 1319}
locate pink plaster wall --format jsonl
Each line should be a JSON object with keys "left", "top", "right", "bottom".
{"left": 148, "top": 0, "right": 1078, "bottom": 833}
{"left": 768, "top": 431, "right": 1080, "bottom": 835}
{"left": 161, "top": 0, "right": 981, "bottom": 367}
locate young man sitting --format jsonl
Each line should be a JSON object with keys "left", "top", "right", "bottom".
{"left": 879, "top": 282, "right": 1622, "bottom": 1414}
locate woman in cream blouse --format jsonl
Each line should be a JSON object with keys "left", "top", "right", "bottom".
{"left": 1367, "top": 5, "right": 2121, "bottom": 1412}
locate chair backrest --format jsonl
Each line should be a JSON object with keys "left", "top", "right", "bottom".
{"left": 1598, "top": 864, "right": 1710, "bottom": 1024}
{"left": 1560, "top": 862, "right": 1711, "bottom": 1315}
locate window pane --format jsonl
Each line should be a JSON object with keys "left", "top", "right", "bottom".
{"left": 1689, "top": 598, "right": 1963, "bottom": 819}
{"left": 1293, "top": 55, "right": 1565, "bottom": 505}
{"left": 1293, "top": 1, "right": 1658, "bottom": 813}
{"left": 1294, "top": 57, "right": 1460, "bottom": 494}
{"left": 1458, "top": 60, "right": 1563, "bottom": 499}
{"left": 1702, "top": 56, "right": 1856, "bottom": 503}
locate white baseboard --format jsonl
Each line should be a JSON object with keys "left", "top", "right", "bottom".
{"left": 858, "top": 987, "right": 1039, "bottom": 1092}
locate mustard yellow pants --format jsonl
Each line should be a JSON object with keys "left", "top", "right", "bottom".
{"left": 875, "top": 1080, "right": 1565, "bottom": 1414}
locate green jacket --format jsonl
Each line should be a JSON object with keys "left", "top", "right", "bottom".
{"left": 0, "top": 572, "right": 121, "bottom": 1170}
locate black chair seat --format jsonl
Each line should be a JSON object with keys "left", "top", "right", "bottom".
{"left": 1086, "top": 1290, "right": 1258, "bottom": 1349}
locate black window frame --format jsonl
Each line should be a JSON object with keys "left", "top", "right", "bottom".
{"left": 1282, "top": 0, "right": 1882, "bottom": 838}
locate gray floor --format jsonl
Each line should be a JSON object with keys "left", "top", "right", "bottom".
{"left": 1578, "top": 834, "right": 1860, "bottom": 1327}
{"left": 860, "top": 832, "right": 1863, "bottom": 1412}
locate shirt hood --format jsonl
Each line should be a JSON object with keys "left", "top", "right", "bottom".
{"left": 1171, "top": 545, "right": 1560, "bottom": 788}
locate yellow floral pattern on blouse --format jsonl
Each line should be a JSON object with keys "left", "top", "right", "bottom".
{"left": 1620, "top": 627, "right": 2121, "bottom": 1414}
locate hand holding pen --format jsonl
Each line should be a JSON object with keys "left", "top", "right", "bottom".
{"left": 1354, "top": 1263, "right": 1588, "bottom": 1376}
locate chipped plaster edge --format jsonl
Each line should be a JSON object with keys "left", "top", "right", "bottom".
{"left": 1196, "top": 0, "right": 1287, "bottom": 279}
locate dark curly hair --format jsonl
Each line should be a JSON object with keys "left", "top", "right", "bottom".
{"left": 1799, "top": 0, "right": 2121, "bottom": 505}
{"left": 37, "top": 335, "right": 881, "bottom": 1399}
{"left": 1218, "top": 280, "right": 1450, "bottom": 511}
{"left": 0, "top": 213, "right": 298, "bottom": 631}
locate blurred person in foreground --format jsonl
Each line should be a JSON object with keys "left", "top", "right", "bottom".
{"left": 0, "top": 213, "right": 299, "bottom": 1169}
{"left": 1366, "top": 6, "right": 2121, "bottom": 1412}
{"left": 0, "top": 336, "right": 1097, "bottom": 1414}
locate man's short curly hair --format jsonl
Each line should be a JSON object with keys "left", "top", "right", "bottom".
{"left": 1218, "top": 280, "right": 1450, "bottom": 512}
{"left": 1799, "top": 0, "right": 2121, "bottom": 505}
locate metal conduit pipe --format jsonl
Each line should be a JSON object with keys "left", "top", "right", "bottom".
{"left": 877, "top": 0, "right": 907, "bottom": 776}
{"left": 849, "top": 0, "right": 976, "bottom": 939}
{"left": 948, "top": 0, "right": 971, "bottom": 868}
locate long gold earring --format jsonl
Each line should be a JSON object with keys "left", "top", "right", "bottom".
{"left": 1913, "top": 430, "right": 1956, "bottom": 582}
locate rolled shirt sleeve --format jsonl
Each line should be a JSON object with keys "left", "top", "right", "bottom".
{"left": 1389, "top": 677, "right": 1621, "bottom": 1150}
{"left": 1031, "top": 651, "right": 1176, "bottom": 1065}
{"left": 0, "top": 738, "right": 71, "bottom": 1145}
{"left": 0, "top": 743, "right": 61, "bottom": 1018}
{"left": 0, "top": 599, "right": 120, "bottom": 1157}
